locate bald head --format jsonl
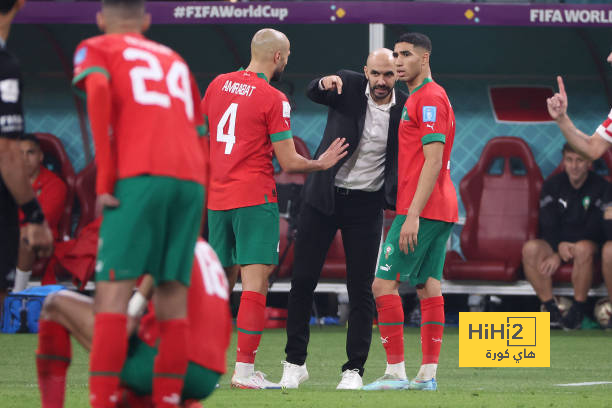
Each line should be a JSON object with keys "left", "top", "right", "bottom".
{"left": 251, "top": 28, "right": 290, "bottom": 62}
{"left": 363, "top": 48, "right": 396, "bottom": 104}
{"left": 366, "top": 48, "right": 394, "bottom": 68}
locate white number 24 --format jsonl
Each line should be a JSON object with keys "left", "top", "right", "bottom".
{"left": 123, "top": 47, "right": 194, "bottom": 121}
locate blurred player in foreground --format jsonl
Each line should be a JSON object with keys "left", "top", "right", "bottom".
{"left": 36, "top": 240, "right": 230, "bottom": 408}
{"left": 72, "top": 0, "right": 207, "bottom": 405}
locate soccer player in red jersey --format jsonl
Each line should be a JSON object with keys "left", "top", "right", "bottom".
{"left": 72, "top": 1, "right": 207, "bottom": 406}
{"left": 200, "top": 28, "right": 348, "bottom": 389}
{"left": 14, "top": 133, "right": 68, "bottom": 291}
{"left": 547, "top": 53, "right": 612, "bottom": 160}
{"left": 36, "top": 239, "right": 231, "bottom": 408}
{"left": 363, "top": 33, "right": 458, "bottom": 392}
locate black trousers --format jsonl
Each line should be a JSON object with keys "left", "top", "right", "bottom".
{"left": 0, "top": 179, "right": 19, "bottom": 290}
{"left": 285, "top": 188, "right": 383, "bottom": 376}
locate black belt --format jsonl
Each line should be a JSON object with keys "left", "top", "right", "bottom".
{"left": 334, "top": 186, "right": 381, "bottom": 196}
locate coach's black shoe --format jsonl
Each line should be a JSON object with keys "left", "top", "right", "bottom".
{"left": 562, "top": 304, "right": 583, "bottom": 330}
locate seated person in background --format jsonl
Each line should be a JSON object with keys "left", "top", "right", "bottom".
{"left": 522, "top": 143, "right": 608, "bottom": 329}
{"left": 598, "top": 188, "right": 612, "bottom": 330}
{"left": 36, "top": 239, "right": 230, "bottom": 408}
{"left": 13, "top": 133, "right": 67, "bottom": 291}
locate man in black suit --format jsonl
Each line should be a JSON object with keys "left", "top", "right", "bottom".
{"left": 278, "top": 48, "right": 409, "bottom": 390}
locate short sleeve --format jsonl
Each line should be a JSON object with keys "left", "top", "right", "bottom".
{"left": 266, "top": 92, "right": 292, "bottom": 143}
{"left": 72, "top": 40, "right": 110, "bottom": 96}
{"left": 417, "top": 94, "right": 450, "bottom": 146}
{"left": 596, "top": 108, "right": 612, "bottom": 144}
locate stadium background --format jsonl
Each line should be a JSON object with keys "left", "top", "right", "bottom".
{"left": 11, "top": 17, "right": 612, "bottom": 253}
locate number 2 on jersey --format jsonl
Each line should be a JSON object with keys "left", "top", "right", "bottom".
{"left": 217, "top": 103, "right": 238, "bottom": 155}
{"left": 123, "top": 47, "right": 194, "bottom": 120}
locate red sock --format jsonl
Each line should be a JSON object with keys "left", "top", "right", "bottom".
{"left": 375, "top": 294, "right": 405, "bottom": 364}
{"left": 89, "top": 313, "right": 127, "bottom": 408}
{"left": 153, "top": 319, "right": 189, "bottom": 408}
{"left": 36, "top": 320, "right": 71, "bottom": 408}
{"left": 236, "top": 291, "right": 266, "bottom": 364}
{"left": 420, "top": 296, "right": 444, "bottom": 364}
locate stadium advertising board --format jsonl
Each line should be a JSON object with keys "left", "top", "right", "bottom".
{"left": 14, "top": 1, "right": 612, "bottom": 27}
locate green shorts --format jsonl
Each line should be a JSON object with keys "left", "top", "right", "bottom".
{"left": 120, "top": 336, "right": 220, "bottom": 400}
{"left": 376, "top": 216, "right": 453, "bottom": 286}
{"left": 97, "top": 176, "right": 204, "bottom": 286}
{"left": 208, "top": 203, "right": 279, "bottom": 267}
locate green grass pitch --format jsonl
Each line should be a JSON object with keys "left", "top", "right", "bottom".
{"left": 1, "top": 327, "right": 611, "bottom": 407}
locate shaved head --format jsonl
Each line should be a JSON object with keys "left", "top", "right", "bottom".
{"left": 249, "top": 28, "right": 290, "bottom": 82}
{"left": 366, "top": 48, "right": 394, "bottom": 67}
{"left": 251, "top": 28, "right": 290, "bottom": 62}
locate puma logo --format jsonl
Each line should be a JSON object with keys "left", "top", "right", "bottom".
{"left": 426, "top": 123, "right": 434, "bottom": 130}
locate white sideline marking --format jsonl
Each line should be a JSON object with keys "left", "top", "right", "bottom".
{"left": 555, "top": 381, "right": 612, "bottom": 387}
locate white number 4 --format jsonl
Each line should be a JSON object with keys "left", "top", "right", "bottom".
{"left": 123, "top": 47, "right": 194, "bottom": 120}
{"left": 217, "top": 103, "right": 238, "bottom": 155}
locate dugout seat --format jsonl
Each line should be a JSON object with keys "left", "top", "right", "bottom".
{"left": 74, "top": 161, "right": 97, "bottom": 237}
{"left": 444, "top": 137, "right": 543, "bottom": 281}
{"left": 35, "top": 132, "right": 75, "bottom": 240}
{"left": 30, "top": 133, "right": 75, "bottom": 281}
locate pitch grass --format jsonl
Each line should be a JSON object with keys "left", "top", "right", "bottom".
{"left": 1, "top": 327, "right": 611, "bottom": 407}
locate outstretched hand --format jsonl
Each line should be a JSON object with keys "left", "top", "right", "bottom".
{"left": 316, "top": 138, "right": 349, "bottom": 170}
{"left": 547, "top": 76, "right": 568, "bottom": 120}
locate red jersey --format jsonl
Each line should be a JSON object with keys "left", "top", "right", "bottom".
{"left": 19, "top": 167, "right": 67, "bottom": 239}
{"left": 596, "top": 108, "right": 612, "bottom": 144}
{"left": 397, "top": 78, "right": 458, "bottom": 222}
{"left": 201, "top": 70, "right": 293, "bottom": 210}
{"left": 138, "top": 240, "right": 231, "bottom": 374}
{"left": 72, "top": 33, "right": 207, "bottom": 194}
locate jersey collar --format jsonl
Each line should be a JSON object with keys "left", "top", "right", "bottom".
{"left": 238, "top": 67, "right": 269, "bottom": 83}
{"left": 411, "top": 77, "right": 433, "bottom": 94}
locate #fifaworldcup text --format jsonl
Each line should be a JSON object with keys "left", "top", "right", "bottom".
{"left": 173, "top": 5, "right": 289, "bottom": 22}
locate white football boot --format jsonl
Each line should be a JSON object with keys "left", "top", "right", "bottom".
{"left": 279, "top": 360, "right": 309, "bottom": 389}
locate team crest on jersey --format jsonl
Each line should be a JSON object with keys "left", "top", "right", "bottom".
{"left": 383, "top": 243, "right": 394, "bottom": 260}
{"left": 401, "top": 106, "right": 410, "bottom": 121}
{"left": 0, "top": 79, "right": 19, "bottom": 103}
{"left": 74, "top": 47, "right": 87, "bottom": 65}
{"left": 583, "top": 196, "right": 591, "bottom": 210}
{"left": 423, "top": 106, "right": 437, "bottom": 122}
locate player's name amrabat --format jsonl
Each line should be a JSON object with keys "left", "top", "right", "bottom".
{"left": 486, "top": 349, "right": 536, "bottom": 362}
{"left": 221, "top": 80, "right": 256, "bottom": 97}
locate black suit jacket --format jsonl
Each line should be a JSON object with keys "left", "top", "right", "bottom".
{"left": 302, "top": 69, "right": 408, "bottom": 216}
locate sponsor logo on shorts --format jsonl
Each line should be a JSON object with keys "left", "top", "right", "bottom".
{"left": 379, "top": 263, "right": 392, "bottom": 272}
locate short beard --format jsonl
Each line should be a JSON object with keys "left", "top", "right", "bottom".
{"left": 271, "top": 68, "right": 283, "bottom": 82}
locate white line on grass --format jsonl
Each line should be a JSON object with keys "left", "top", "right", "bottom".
{"left": 555, "top": 381, "right": 612, "bottom": 387}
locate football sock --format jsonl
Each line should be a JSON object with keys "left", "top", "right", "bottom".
{"left": 416, "top": 363, "right": 438, "bottom": 382}
{"left": 13, "top": 268, "right": 31, "bottom": 292}
{"left": 375, "top": 294, "right": 405, "bottom": 365}
{"left": 89, "top": 313, "right": 127, "bottom": 408}
{"left": 420, "top": 296, "right": 444, "bottom": 372}
{"left": 384, "top": 362, "right": 407, "bottom": 380}
{"left": 236, "top": 291, "right": 266, "bottom": 365}
{"left": 153, "top": 319, "right": 189, "bottom": 408}
{"left": 36, "top": 320, "right": 71, "bottom": 408}
{"left": 234, "top": 362, "right": 255, "bottom": 378}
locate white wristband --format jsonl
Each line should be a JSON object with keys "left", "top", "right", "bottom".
{"left": 127, "top": 291, "right": 147, "bottom": 318}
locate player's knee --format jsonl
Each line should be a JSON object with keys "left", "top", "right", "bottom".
{"left": 602, "top": 241, "right": 612, "bottom": 263}
{"left": 372, "top": 278, "right": 393, "bottom": 298}
{"left": 522, "top": 240, "right": 543, "bottom": 261}
{"left": 40, "top": 291, "right": 61, "bottom": 320}
{"left": 573, "top": 241, "right": 596, "bottom": 262}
